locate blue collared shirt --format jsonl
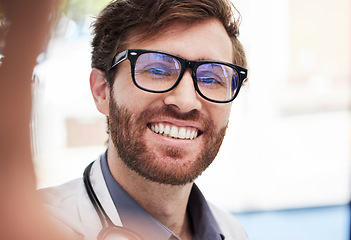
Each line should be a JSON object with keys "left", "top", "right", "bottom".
{"left": 100, "top": 152, "right": 225, "bottom": 240}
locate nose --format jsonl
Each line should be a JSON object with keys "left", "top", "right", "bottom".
{"left": 163, "top": 71, "right": 202, "bottom": 113}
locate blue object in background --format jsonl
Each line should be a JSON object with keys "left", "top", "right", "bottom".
{"left": 234, "top": 205, "right": 350, "bottom": 240}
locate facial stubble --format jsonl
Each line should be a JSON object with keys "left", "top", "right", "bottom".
{"left": 108, "top": 96, "right": 227, "bottom": 185}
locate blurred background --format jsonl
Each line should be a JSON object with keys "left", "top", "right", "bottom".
{"left": 3, "top": 0, "right": 349, "bottom": 239}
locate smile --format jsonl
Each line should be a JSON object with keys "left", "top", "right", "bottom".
{"left": 148, "top": 123, "right": 200, "bottom": 140}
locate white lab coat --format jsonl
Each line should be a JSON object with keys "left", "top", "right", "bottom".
{"left": 41, "top": 158, "right": 249, "bottom": 239}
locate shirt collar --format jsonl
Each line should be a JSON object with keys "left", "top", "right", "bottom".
{"left": 188, "top": 184, "right": 225, "bottom": 240}
{"left": 100, "top": 152, "right": 224, "bottom": 240}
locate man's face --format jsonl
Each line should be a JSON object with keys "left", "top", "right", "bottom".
{"left": 106, "top": 19, "right": 233, "bottom": 185}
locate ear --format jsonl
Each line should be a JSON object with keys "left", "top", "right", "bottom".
{"left": 90, "top": 68, "right": 110, "bottom": 115}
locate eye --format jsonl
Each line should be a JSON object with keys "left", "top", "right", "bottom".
{"left": 145, "top": 67, "right": 170, "bottom": 76}
{"left": 139, "top": 63, "right": 174, "bottom": 77}
{"left": 197, "top": 71, "right": 224, "bottom": 88}
{"left": 198, "top": 76, "right": 220, "bottom": 84}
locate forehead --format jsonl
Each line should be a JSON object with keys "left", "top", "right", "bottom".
{"left": 126, "top": 19, "right": 234, "bottom": 63}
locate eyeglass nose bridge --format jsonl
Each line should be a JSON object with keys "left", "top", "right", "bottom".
{"left": 175, "top": 59, "right": 200, "bottom": 91}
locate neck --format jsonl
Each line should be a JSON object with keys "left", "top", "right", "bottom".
{"left": 107, "top": 145, "right": 194, "bottom": 239}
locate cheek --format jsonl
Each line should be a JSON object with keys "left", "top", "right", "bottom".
{"left": 112, "top": 81, "right": 164, "bottom": 112}
{"left": 112, "top": 77, "right": 132, "bottom": 103}
{"left": 112, "top": 72, "right": 145, "bottom": 107}
{"left": 209, "top": 104, "right": 231, "bottom": 129}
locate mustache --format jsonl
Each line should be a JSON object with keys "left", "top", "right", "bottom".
{"left": 139, "top": 105, "right": 204, "bottom": 122}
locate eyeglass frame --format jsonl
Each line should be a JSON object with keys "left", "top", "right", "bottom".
{"left": 108, "top": 49, "right": 248, "bottom": 103}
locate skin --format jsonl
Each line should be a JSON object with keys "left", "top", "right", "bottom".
{"left": 90, "top": 18, "right": 233, "bottom": 239}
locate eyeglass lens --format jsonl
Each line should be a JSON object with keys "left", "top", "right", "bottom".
{"left": 134, "top": 52, "right": 239, "bottom": 102}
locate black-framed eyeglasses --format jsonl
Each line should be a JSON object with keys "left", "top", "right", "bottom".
{"left": 108, "top": 49, "right": 248, "bottom": 103}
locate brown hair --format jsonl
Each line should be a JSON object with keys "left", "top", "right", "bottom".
{"left": 91, "top": 0, "right": 247, "bottom": 87}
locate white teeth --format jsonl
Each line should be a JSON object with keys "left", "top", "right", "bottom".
{"left": 185, "top": 129, "right": 191, "bottom": 139}
{"left": 170, "top": 126, "right": 178, "bottom": 138}
{"left": 178, "top": 128, "right": 186, "bottom": 139}
{"left": 164, "top": 125, "right": 170, "bottom": 135}
{"left": 159, "top": 123, "right": 164, "bottom": 134}
{"left": 190, "top": 129, "right": 195, "bottom": 139}
{"left": 150, "top": 123, "right": 199, "bottom": 140}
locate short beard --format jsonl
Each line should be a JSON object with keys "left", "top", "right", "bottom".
{"left": 108, "top": 96, "right": 227, "bottom": 185}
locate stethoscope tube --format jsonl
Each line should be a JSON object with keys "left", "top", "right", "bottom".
{"left": 83, "top": 161, "right": 142, "bottom": 240}
{"left": 83, "top": 162, "right": 113, "bottom": 228}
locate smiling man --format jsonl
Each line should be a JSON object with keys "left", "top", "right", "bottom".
{"left": 42, "top": 0, "right": 248, "bottom": 239}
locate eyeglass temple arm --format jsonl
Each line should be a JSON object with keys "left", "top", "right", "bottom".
{"left": 108, "top": 50, "right": 128, "bottom": 71}
{"left": 238, "top": 68, "right": 248, "bottom": 83}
